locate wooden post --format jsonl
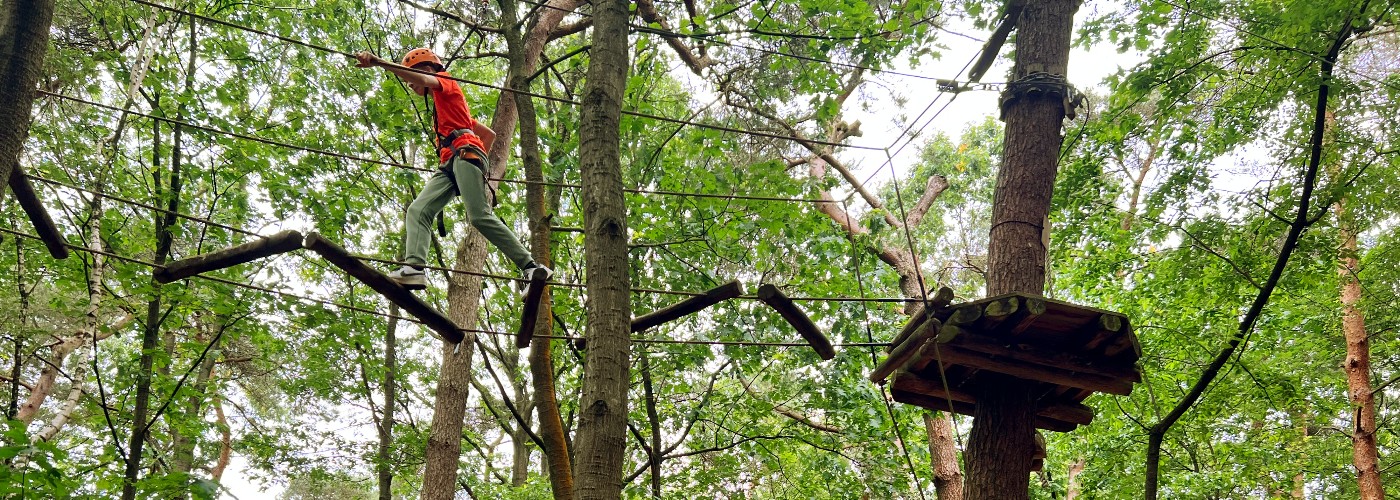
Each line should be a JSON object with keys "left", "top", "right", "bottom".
{"left": 9, "top": 168, "right": 67, "bottom": 259}
{"left": 870, "top": 317, "right": 943, "bottom": 382}
{"left": 887, "top": 286, "right": 955, "bottom": 352}
{"left": 757, "top": 284, "right": 835, "bottom": 360}
{"left": 516, "top": 274, "right": 547, "bottom": 348}
{"left": 631, "top": 280, "right": 743, "bottom": 333}
{"left": 153, "top": 230, "right": 303, "bottom": 283}
{"left": 302, "top": 232, "right": 462, "bottom": 343}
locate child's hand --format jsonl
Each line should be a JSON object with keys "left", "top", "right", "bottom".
{"left": 354, "top": 51, "right": 380, "bottom": 68}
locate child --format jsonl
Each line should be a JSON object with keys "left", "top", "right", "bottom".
{"left": 355, "top": 48, "right": 550, "bottom": 290}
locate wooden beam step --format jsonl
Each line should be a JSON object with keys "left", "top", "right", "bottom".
{"left": 517, "top": 273, "right": 549, "bottom": 348}
{"left": 154, "top": 230, "right": 304, "bottom": 283}
{"left": 870, "top": 317, "right": 942, "bottom": 382}
{"left": 303, "top": 232, "right": 462, "bottom": 343}
{"left": 757, "top": 284, "right": 835, "bottom": 360}
{"left": 632, "top": 280, "right": 743, "bottom": 333}
{"left": 10, "top": 168, "right": 68, "bottom": 259}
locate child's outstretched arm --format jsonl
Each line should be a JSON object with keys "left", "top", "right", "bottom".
{"left": 354, "top": 51, "right": 442, "bottom": 92}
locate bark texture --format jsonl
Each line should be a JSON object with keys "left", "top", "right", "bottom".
{"left": 378, "top": 309, "right": 399, "bottom": 500}
{"left": 925, "top": 413, "right": 964, "bottom": 500}
{"left": 573, "top": 0, "right": 633, "bottom": 497}
{"left": 516, "top": 52, "right": 574, "bottom": 499}
{"left": 0, "top": 0, "right": 56, "bottom": 200}
{"left": 1335, "top": 199, "right": 1382, "bottom": 499}
{"left": 972, "top": 0, "right": 1077, "bottom": 497}
{"left": 419, "top": 235, "right": 486, "bottom": 500}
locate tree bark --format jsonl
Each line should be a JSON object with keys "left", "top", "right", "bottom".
{"left": 641, "top": 355, "right": 663, "bottom": 498}
{"left": 419, "top": 235, "right": 485, "bottom": 500}
{"left": 123, "top": 95, "right": 184, "bottom": 500}
{"left": 1335, "top": 198, "right": 1382, "bottom": 499}
{"left": 1066, "top": 457, "right": 1085, "bottom": 500}
{"left": 573, "top": 0, "right": 632, "bottom": 497}
{"left": 378, "top": 307, "right": 399, "bottom": 500}
{"left": 972, "top": 0, "right": 1077, "bottom": 497}
{"left": 0, "top": 0, "right": 57, "bottom": 202}
{"left": 515, "top": 38, "right": 574, "bottom": 499}
{"left": 925, "top": 413, "right": 963, "bottom": 500}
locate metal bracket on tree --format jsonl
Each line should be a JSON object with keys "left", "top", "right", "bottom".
{"left": 998, "top": 71, "right": 1085, "bottom": 120}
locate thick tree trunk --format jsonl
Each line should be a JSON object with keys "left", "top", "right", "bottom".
{"left": 972, "top": 0, "right": 1077, "bottom": 497}
{"left": 925, "top": 413, "right": 963, "bottom": 500}
{"left": 0, "top": 0, "right": 56, "bottom": 200}
{"left": 1335, "top": 199, "right": 1382, "bottom": 499}
{"left": 378, "top": 308, "right": 399, "bottom": 500}
{"left": 573, "top": 0, "right": 632, "bottom": 497}
{"left": 419, "top": 235, "right": 486, "bottom": 500}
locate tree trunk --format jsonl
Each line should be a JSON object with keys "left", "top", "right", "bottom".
{"left": 972, "top": 0, "right": 1077, "bottom": 497}
{"left": 419, "top": 234, "right": 486, "bottom": 500}
{"left": 641, "top": 354, "right": 663, "bottom": 498}
{"left": 925, "top": 413, "right": 963, "bottom": 500}
{"left": 1066, "top": 457, "right": 1085, "bottom": 500}
{"left": 123, "top": 95, "right": 184, "bottom": 500}
{"left": 0, "top": 0, "right": 56, "bottom": 201}
{"left": 211, "top": 397, "right": 232, "bottom": 482}
{"left": 378, "top": 307, "right": 399, "bottom": 500}
{"left": 573, "top": 0, "right": 632, "bottom": 497}
{"left": 1335, "top": 198, "right": 1382, "bottom": 499}
{"left": 514, "top": 41, "right": 573, "bottom": 495}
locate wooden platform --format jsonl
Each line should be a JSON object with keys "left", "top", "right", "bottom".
{"left": 871, "top": 293, "right": 1140, "bottom": 432}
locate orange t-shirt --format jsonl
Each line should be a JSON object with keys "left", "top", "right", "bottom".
{"left": 430, "top": 71, "right": 488, "bottom": 163}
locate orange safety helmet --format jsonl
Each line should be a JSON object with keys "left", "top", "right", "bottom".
{"left": 400, "top": 48, "right": 443, "bottom": 71}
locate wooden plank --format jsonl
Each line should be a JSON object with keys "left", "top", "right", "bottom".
{"left": 974, "top": 295, "right": 1019, "bottom": 331}
{"left": 1002, "top": 296, "right": 1047, "bottom": 336}
{"left": 1103, "top": 326, "right": 1142, "bottom": 360}
{"left": 757, "top": 284, "right": 835, "bottom": 360}
{"left": 929, "top": 341, "right": 1136, "bottom": 395}
{"left": 887, "top": 286, "right": 954, "bottom": 352}
{"left": 1079, "top": 313, "right": 1126, "bottom": 352}
{"left": 303, "top": 232, "right": 462, "bottom": 343}
{"left": 870, "top": 317, "right": 942, "bottom": 382}
{"left": 890, "top": 372, "right": 1085, "bottom": 432}
{"left": 10, "top": 168, "right": 68, "bottom": 259}
{"left": 516, "top": 273, "right": 548, "bottom": 348}
{"left": 632, "top": 280, "right": 743, "bottom": 333}
{"left": 949, "top": 333, "right": 1141, "bottom": 384}
{"left": 154, "top": 230, "right": 303, "bottom": 283}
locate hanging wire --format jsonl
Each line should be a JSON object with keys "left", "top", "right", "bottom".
{"left": 41, "top": 91, "right": 833, "bottom": 205}
{"left": 0, "top": 227, "right": 898, "bottom": 347}
{"left": 120, "top": 0, "right": 884, "bottom": 152}
{"left": 842, "top": 197, "right": 927, "bottom": 500}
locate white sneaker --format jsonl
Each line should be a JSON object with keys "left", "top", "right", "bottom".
{"left": 518, "top": 263, "right": 552, "bottom": 292}
{"left": 388, "top": 266, "right": 427, "bottom": 290}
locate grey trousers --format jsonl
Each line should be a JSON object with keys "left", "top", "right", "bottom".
{"left": 402, "top": 156, "right": 532, "bottom": 269}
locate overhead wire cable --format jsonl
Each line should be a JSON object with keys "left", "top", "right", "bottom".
{"left": 42, "top": 90, "right": 831, "bottom": 205}
{"left": 1, "top": 224, "right": 897, "bottom": 348}
{"left": 24, "top": 165, "right": 918, "bottom": 302}
{"left": 846, "top": 48, "right": 982, "bottom": 203}
{"left": 122, "top": 0, "right": 883, "bottom": 152}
